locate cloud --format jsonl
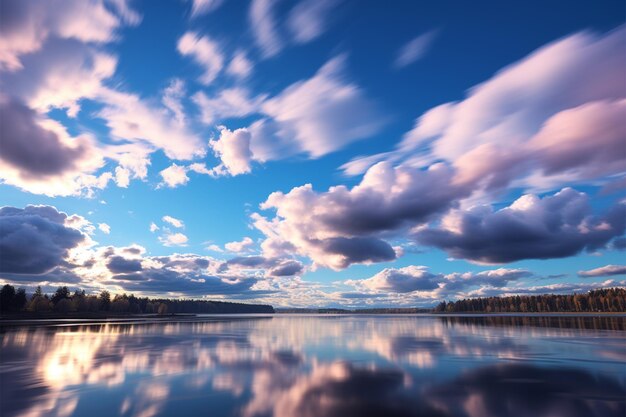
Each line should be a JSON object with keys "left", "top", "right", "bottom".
{"left": 97, "top": 87, "right": 205, "bottom": 161}
{"left": 209, "top": 127, "right": 254, "bottom": 176}
{"left": 394, "top": 30, "right": 438, "bottom": 68}
{"left": 416, "top": 188, "right": 626, "bottom": 264}
{"left": 159, "top": 164, "right": 190, "bottom": 188}
{"left": 161, "top": 78, "right": 187, "bottom": 126}
{"left": 261, "top": 56, "right": 385, "bottom": 158}
{"left": 0, "top": 205, "right": 86, "bottom": 274}
{"left": 159, "top": 232, "right": 189, "bottom": 247}
{"left": 0, "top": 207, "right": 283, "bottom": 299}
{"left": 98, "top": 223, "right": 111, "bottom": 234}
{"left": 225, "top": 237, "right": 255, "bottom": 253}
{"left": 162, "top": 216, "right": 184, "bottom": 229}
{"left": 287, "top": 0, "right": 339, "bottom": 44}
{"left": 190, "top": 0, "right": 224, "bottom": 17}
{"left": 268, "top": 260, "right": 304, "bottom": 277}
{"left": 96, "top": 250, "right": 263, "bottom": 297}
{"left": 177, "top": 31, "right": 224, "bottom": 84}
{"left": 0, "top": 96, "right": 107, "bottom": 196}
{"left": 191, "top": 57, "right": 383, "bottom": 175}
{"left": 2, "top": 40, "right": 117, "bottom": 117}
{"left": 347, "top": 266, "right": 530, "bottom": 297}
{"left": 253, "top": 161, "right": 462, "bottom": 269}
{"left": 149, "top": 222, "right": 159, "bottom": 233}
{"left": 220, "top": 255, "right": 304, "bottom": 277}
{"left": 578, "top": 265, "right": 626, "bottom": 277}
{"left": 193, "top": 88, "right": 263, "bottom": 125}
{"left": 612, "top": 237, "right": 626, "bottom": 250}
{"left": 249, "top": 0, "right": 282, "bottom": 58}
{"left": 0, "top": 0, "right": 139, "bottom": 71}
{"left": 0, "top": 96, "right": 100, "bottom": 177}
{"left": 106, "top": 255, "right": 142, "bottom": 273}
{"left": 358, "top": 266, "right": 441, "bottom": 293}
{"left": 226, "top": 50, "right": 253, "bottom": 79}
{"left": 346, "top": 26, "right": 626, "bottom": 192}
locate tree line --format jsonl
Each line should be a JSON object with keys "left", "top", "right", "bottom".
{"left": 0, "top": 285, "right": 274, "bottom": 315}
{"left": 434, "top": 288, "right": 626, "bottom": 313}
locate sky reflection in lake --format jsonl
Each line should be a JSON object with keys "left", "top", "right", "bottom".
{"left": 1, "top": 315, "right": 624, "bottom": 417}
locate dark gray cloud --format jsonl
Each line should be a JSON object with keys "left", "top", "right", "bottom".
{"left": 0, "top": 97, "right": 88, "bottom": 177}
{"left": 416, "top": 188, "right": 626, "bottom": 264}
{"left": 221, "top": 256, "right": 304, "bottom": 277}
{"left": 268, "top": 260, "right": 304, "bottom": 277}
{"left": 319, "top": 237, "right": 396, "bottom": 269}
{"left": 106, "top": 256, "right": 143, "bottom": 273}
{"left": 0, "top": 205, "right": 85, "bottom": 274}
{"left": 612, "top": 237, "right": 626, "bottom": 250}
{"left": 110, "top": 268, "right": 258, "bottom": 296}
{"left": 255, "top": 162, "right": 466, "bottom": 269}
{"left": 0, "top": 266, "right": 82, "bottom": 284}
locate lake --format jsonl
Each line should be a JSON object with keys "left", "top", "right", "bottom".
{"left": 1, "top": 315, "right": 624, "bottom": 417}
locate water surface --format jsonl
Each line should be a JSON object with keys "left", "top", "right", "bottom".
{"left": 1, "top": 315, "right": 624, "bottom": 417}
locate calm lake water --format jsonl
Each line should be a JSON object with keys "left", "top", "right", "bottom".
{"left": 1, "top": 315, "right": 624, "bottom": 417}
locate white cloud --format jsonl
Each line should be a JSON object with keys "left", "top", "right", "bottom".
{"left": 159, "top": 232, "right": 189, "bottom": 247}
{"left": 97, "top": 87, "right": 205, "bottom": 160}
{"left": 0, "top": 0, "right": 139, "bottom": 71}
{"left": 190, "top": 0, "right": 225, "bottom": 17}
{"left": 225, "top": 237, "right": 255, "bottom": 253}
{"left": 162, "top": 78, "right": 187, "bottom": 126}
{"left": 159, "top": 164, "right": 190, "bottom": 188}
{"left": 177, "top": 31, "right": 224, "bottom": 84}
{"left": 347, "top": 27, "right": 626, "bottom": 193}
{"left": 2, "top": 45, "right": 117, "bottom": 117}
{"left": 261, "top": 56, "right": 384, "bottom": 158}
{"left": 226, "top": 50, "right": 253, "bottom": 79}
{"left": 149, "top": 222, "right": 160, "bottom": 233}
{"left": 249, "top": 0, "right": 282, "bottom": 58}
{"left": 193, "top": 88, "right": 263, "bottom": 125}
{"left": 346, "top": 266, "right": 532, "bottom": 300}
{"left": 287, "top": 0, "right": 339, "bottom": 44}
{"left": 206, "top": 244, "right": 224, "bottom": 252}
{"left": 209, "top": 127, "right": 254, "bottom": 176}
{"left": 98, "top": 223, "right": 111, "bottom": 234}
{"left": 578, "top": 265, "right": 626, "bottom": 277}
{"left": 394, "top": 30, "right": 438, "bottom": 68}
{"left": 162, "top": 215, "right": 184, "bottom": 229}
{"left": 358, "top": 266, "right": 441, "bottom": 293}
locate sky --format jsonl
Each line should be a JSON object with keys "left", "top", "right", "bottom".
{"left": 0, "top": 0, "right": 625, "bottom": 308}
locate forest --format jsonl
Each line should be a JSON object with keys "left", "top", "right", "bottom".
{"left": 434, "top": 288, "right": 626, "bottom": 313}
{"left": 0, "top": 285, "right": 274, "bottom": 315}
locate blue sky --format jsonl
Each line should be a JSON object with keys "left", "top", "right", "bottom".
{"left": 0, "top": 0, "right": 625, "bottom": 307}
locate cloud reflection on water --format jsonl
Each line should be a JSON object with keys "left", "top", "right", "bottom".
{"left": 0, "top": 316, "right": 624, "bottom": 417}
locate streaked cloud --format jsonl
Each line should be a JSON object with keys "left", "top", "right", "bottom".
{"left": 578, "top": 265, "right": 626, "bottom": 277}
{"left": 394, "top": 30, "right": 438, "bottom": 68}
{"left": 177, "top": 31, "right": 225, "bottom": 84}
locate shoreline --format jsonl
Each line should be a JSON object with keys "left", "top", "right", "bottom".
{"left": 1, "top": 311, "right": 624, "bottom": 321}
